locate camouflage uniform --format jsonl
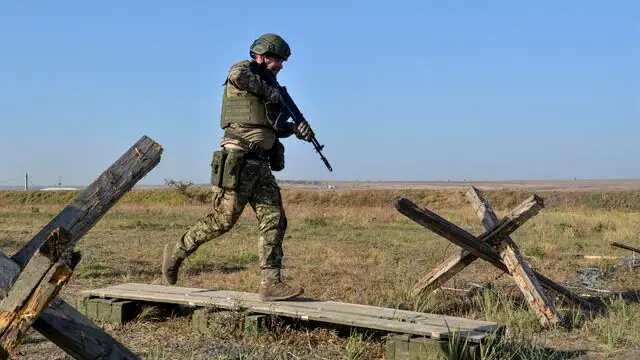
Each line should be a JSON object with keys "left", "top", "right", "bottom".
{"left": 163, "top": 34, "right": 309, "bottom": 301}
{"left": 178, "top": 155, "right": 287, "bottom": 283}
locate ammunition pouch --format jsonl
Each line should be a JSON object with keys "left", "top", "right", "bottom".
{"left": 210, "top": 150, "right": 246, "bottom": 190}
{"left": 267, "top": 139, "right": 285, "bottom": 172}
{"left": 210, "top": 150, "right": 226, "bottom": 187}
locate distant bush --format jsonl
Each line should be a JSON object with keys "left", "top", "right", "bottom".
{"left": 164, "top": 178, "right": 209, "bottom": 204}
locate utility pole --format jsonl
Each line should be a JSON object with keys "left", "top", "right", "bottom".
{"left": 24, "top": 173, "right": 29, "bottom": 191}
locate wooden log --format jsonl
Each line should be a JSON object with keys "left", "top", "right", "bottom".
{"left": 12, "top": 135, "right": 163, "bottom": 266}
{"left": 465, "top": 187, "right": 562, "bottom": 327}
{"left": 0, "top": 254, "right": 19, "bottom": 300}
{"left": 412, "top": 254, "right": 479, "bottom": 298}
{"left": 36, "top": 299, "right": 141, "bottom": 359}
{"left": 611, "top": 242, "right": 640, "bottom": 253}
{"left": 474, "top": 194, "right": 544, "bottom": 246}
{"left": 0, "top": 251, "right": 81, "bottom": 357}
{"left": 0, "top": 136, "right": 159, "bottom": 359}
{"left": 1, "top": 255, "right": 140, "bottom": 359}
{"left": 396, "top": 198, "right": 524, "bottom": 269}
{"left": 397, "top": 197, "right": 599, "bottom": 311}
{"left": 411, "top": 195, "right": 543, "bottom": 295}
{"left": 0, "top": 228, "right": 71, "bottom": 334}
{"left": 571, "top": 255, "right": 622, "bottom": 260}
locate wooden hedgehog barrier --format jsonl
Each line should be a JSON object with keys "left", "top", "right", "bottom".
{"left": 0, "top": 136, "right": 162, "bottom": 359}
{"left": 395, "top": 186, "right": 602, "bottom": 328}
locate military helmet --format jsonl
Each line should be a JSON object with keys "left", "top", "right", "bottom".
{"left": 250, "top": 33, "right": 291, "bottom": 60}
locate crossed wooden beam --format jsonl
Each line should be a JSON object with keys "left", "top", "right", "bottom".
{"left": 395, "top": 187, "right": 601, "bottom": 328}
{"left": 0, "top": 136, "right": 162, "bottom": 359}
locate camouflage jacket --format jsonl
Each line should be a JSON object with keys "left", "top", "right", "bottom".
{"left": 220, "top": 61, "right": 293, "bottom": 150}
{"left": 226, "top": 60, "right": 283, "bottom": 106}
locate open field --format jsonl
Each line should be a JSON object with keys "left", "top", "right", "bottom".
{"left": 277, "top": 179, "right": 640, "bottom": 192}
{"left": 1, "top": 186, "right": 640, "bottom": 359}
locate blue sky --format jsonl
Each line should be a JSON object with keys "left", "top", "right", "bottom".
{"left": 1, "top": 1, "right": 638, "bottom": 186}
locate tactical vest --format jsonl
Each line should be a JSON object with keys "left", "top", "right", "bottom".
{"left": 219, "top": 62, "right": 281, "bottom": 129}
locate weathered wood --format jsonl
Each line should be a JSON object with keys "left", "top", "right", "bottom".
{"left": 397, "top": 197, "right": 599, "bottom": 310}
{"left": 85, "top": 283, "right": 504, "bottom": 343}
{"left": 474, "top": 194, "right": 544, "bottom": 245}
{"left": 12, "top": 135, "right": 163, "bottom": 266}
{"left": 411, "top": 195, "right": 543, "bottom": 296}
{"left": 572, "top": 255, "right": 622, "bottom": 260}
{"left": 611, "top": 242, "right": 640, "bottom": 253}
{"left": 465, "top": 187, "right": 562, "bottom": 327}
{"left": 412, "top": 253, "right": 478, "bottom": 299}
{"left": 0, "top": 136, "right": 160, "bottom": 359}
{"left": 0, "top": 228, "right": 71, "bottom": 334}
{"left": 0, "top": 251, "right": 81, "bottom": 357}
{"left": 395, "top": 198, "right": 509, "bottom": 267}
{"left": 0, "top": 255, "right": 139, "bottom": 359}
{"left": 35, "top": 299, "right": 141, "bottom": 360}
{"left": 88, "top": 283, "right": 500, "bottom": 331}
{"left": 0, "top": 254, "right": 19, "bottom": 300}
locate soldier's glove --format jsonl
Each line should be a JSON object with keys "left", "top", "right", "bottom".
{"left": 294, "top": 121, "right": 314, "bottom": 142}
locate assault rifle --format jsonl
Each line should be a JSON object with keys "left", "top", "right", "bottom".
{"left": 254, "top": 64, "right": 333, "bottom": 172}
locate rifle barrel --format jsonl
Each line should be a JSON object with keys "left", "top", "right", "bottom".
{"left": 256, "top": 64, "right": 333, "bottom": 172}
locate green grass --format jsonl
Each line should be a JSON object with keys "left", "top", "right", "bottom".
{"left": 229, "top": 251, "right": 259, "bottom": 264}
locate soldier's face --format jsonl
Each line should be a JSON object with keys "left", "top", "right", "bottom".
{"left": 259, "top": 55, "right": 284, "bottom": 75}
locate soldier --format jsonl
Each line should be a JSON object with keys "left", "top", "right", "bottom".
{"left": 161, "top": 33, "right": 314, "bottom": 301}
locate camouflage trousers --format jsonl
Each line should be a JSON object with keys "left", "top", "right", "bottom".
{"left": 176, "top": 157, "right": 286, "bottom": 281}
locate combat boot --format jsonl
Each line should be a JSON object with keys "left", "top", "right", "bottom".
{"left": 162, "top": 243, "right": 188, "bottom": 285}
{"left": 259, "top": 269, "right": 304, "bottom": 301}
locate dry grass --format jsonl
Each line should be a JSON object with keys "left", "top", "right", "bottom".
{"left": 1, "top": 188, "right": 640, "bottom": 359}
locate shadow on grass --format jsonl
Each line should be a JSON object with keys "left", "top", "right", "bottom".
{"left": 184, "top": 264, "right": 248, "bottom": 276}
{"left": 572, "top": 290, "right": 640, "bottom": 320}
{"left": 479, "top": 339, "right": 586, "bottom": 360}
{"left": 614, "top": 290, "right": 640, "bottom": 302}
{"left": 185, "top": 265, "right": 215, "bottom": 276}
{"left": 218, "top": 265, "right": 248, "bottom": 274}
{"left": 79, "top": 259, "right": 249, "bottom": 279}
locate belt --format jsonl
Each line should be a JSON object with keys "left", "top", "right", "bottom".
{"left": 223, "top": 130, "right": 269, "bottom": 161}
{"left": 223, "top": 146, "right": 268, "bottom": 162}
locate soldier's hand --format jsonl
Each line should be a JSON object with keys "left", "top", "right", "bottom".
{"left": 294, "top": 121, "right": 314, "bottom": 142}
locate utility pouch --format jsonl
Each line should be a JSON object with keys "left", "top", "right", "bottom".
{"left": 268, "top": 139, "right": 285, "bottom": 172}
{"left": 210, "top": 150, "right": 227, "bottom": 187}
{"left": 221, "top": 150, "right": 246, "bottom": 189}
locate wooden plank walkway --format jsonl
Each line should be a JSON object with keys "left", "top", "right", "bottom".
{"left": 84, "top": 283, "right": 503, "bottom": 343}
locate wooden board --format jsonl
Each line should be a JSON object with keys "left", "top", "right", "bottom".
{"left": 84, "top": 283, "right": 503, "bottom": 343}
